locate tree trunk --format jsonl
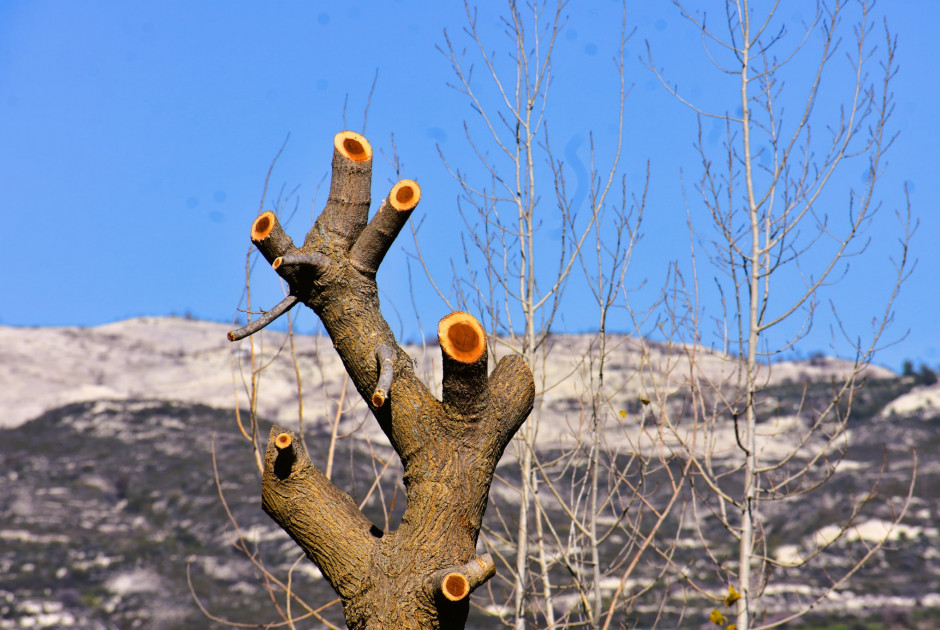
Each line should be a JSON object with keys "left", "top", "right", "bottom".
{"left": 230, "top": 131, "right": 535, "bottom": 629}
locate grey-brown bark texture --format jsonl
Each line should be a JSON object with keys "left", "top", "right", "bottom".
{"left": 229, "top": 131, "right": 535, "bottom": 629}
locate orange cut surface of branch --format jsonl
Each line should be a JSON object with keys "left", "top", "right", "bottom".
{"left": 390, "top": 179, "right": 421, "bottom": 211}
{"left": 275, "top": 433, "right": 293, "bottom": 451}
{"left": 439, "top": 312, "right": 486, "bottom": 364}
{"left": 251, "top": 211, "right": 276, "bottom": 241}
{"left": 441, "top": 573, "right": 469, "bottom": 601}
{"left": 334, "top": 130, "right": 372, "bottom": 163}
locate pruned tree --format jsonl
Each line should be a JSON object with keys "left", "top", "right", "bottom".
{"left": 228, "top": 131, "right": 536, "bottom": 630}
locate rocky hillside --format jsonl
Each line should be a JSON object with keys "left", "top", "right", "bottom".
{"left": 0, "top": 317, "right": 935, "bottom": 628}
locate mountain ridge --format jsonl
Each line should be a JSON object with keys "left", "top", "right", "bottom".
{"left": 1, "top": 316, "right": 935, "bottom": 628}
{"left": 0, "top": 315, "right": 903, "bottom": 430}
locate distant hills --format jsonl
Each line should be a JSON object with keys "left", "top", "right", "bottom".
{"left": 0, "top": 317, "right": 936, "bottom": 628}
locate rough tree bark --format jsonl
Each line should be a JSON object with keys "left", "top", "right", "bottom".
{"left": 228, "top": 130, "right": 535, "bottom": 630}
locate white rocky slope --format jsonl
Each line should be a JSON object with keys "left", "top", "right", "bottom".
{"left": 0, "top": 317, "right": 932, "bottom": 628}
{"left": 0, "top": 316, "right": 897, "bottom": 439}
{"left": 881, "top": 381, "right": 940, "bottom": 419}
{"left": 0, "top": 317, "right": 344, "bottom": 430}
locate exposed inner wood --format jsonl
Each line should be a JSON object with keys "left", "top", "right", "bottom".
{"left": 275, "top": 433, "right": 292, "bottom": 450}
{"left": 441, "top": 573, "right": 469, "bottom": 601}
{"left": 335, "top": 130, "right": 373, "bottom": 163}
{"left": 439, "top": 313, "right": 486, "bottom": 363}
{"left": 251, "top": 211, "right": 276, "bottom": 240}
{"left": 391, "top": 179, "right": 421, "bottom": 211}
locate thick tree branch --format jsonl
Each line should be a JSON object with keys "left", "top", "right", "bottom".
{"left": 261, "top": 426, "right": 379, "bottom": 600}
{"left": 273, "top": 252, "right": 332, "bottom": 276}
{"left": 350, "top": 179, "right": 421, "bottom": 275}
{"left": 251, "top": 210, "right": 296, "bottom": 265}
{"left": 310, "top": 130, "right": 373, "bottom": 249}
{"left": 485, "top": 353, "right": 536, "bottom": 445}
{"left": 439, "top": 312, "right": 489, "bottom": 418}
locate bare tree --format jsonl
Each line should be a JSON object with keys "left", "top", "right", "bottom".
{"left": 227, "top": 131, "right": 535, "bottom": 629}
{"left": 428, "top": 2, "right": 689, "bottom": 628}
{"left": 431, "top": 3, "right": 586, "bottom": 624}
{"left": 645, "top": 1, "right": 917, "bottom": 628}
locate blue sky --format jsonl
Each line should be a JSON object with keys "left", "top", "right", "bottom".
{"left": 1, "top": 1, "right": 936, "bottom": 371}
